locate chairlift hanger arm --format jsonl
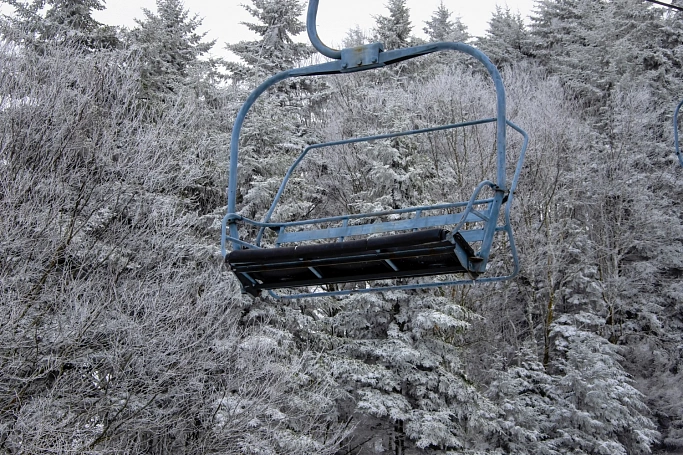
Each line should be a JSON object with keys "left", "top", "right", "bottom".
{"left": 306, "top": 0, "right": 341, "bottom": 59}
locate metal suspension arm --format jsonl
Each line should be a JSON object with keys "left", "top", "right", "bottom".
{"left": 306, "top": 0, "right": 341, "bottom": 59}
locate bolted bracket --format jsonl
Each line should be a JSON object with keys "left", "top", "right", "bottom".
{"left": 340, "top": 43, "right": 384, "bottom": 72}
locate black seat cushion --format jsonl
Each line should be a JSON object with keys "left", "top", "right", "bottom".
{"left": 227, "top": 229, "right": 475, "bottom": 296}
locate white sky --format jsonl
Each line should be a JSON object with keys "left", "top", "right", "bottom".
{"left": 88, "top": 0, "right": 536, "bottom": 60}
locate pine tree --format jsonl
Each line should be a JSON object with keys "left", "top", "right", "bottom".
{"left": 487, "top": 348, "right": 563, "bottom": 454}
{"left": 529, "top": 0, "right": 609, "bottom": 108}
{"left": 0, "top": 0, "right": 117, "bottom": 48}
{"left": 373, "top": 0, "right": 412, "bottom": 50}
{"left": 131, "top": 0, "right": 217, "bottom": 98}
{"left": 477, "top": 6, "right": 531, "bottom": 67}
{"left": 547, "top": 317, "right": 659, "bottom": 454}
{"left": 423, "top": 1, "right": 469, "bottom": 43}
{"left": 309, "top": 291, "right": 500, "bottom": 453}
{"left": 529, "top": 0, "right": 668, "bottom": 113}
{"left": 226, "top": 0, "right": 311, "bottom": 82}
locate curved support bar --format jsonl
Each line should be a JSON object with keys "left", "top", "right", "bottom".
{"left": 674, "top": 99, "right": 683, "bottom": 166}
{"left": 389, "top": 43, "right": 506, "bottom": 189}
{"left": 226, "top": 69, "right": 296, "bottom": 245}
{"left": 307, "top": 0, "right": 341, "bottom": 59}
{"left": 503, "top": 218, "right": 520, "bottom": 279}
{"left": 222, "top": 214, "right": 262, "bottom": 257}
{"left": 496, "top": 120, "right": 527, "bottom": 279}
{"left": 449, "top": 180, "right": 497, "bottom": 234}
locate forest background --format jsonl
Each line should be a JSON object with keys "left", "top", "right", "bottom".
{"left": 1, "top": 0, "right": 682, "bottom": 454}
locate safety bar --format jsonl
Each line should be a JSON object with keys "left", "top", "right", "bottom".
{"left": 256, "top": 118, "right": 498, "bottom": 242}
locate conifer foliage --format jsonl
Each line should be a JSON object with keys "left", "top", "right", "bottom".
{"left": 423, "top": 1, "right": 469, "bottom": 43}
{"left": 373, "top": 0, "right": 412, "bottom": 50}
{"left": 131, "top": 0, "right": 217, "bottom": 98}
{"left": 226, "top": 0, "right": 312, "bottom": 80}
{"left": 0, "top": 0, "right": 117, "bottom": 48}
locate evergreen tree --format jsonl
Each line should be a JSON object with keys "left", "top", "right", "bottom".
{"left": 0, "top": 0, "right": 117, "bottom": 48}
{"left": 226, "top": 0, "right": 311, "bottom": 82}
{"left": 373, "top": 0, "right": 412, "bottom": 50}
{"left": 225, "top": 0, "right": 326, "bottom": 227}
{"left": 488, "top": 328, "right": 660, "bottom": 455}
{"left": 529, "top": 0, "right": 587, "bottom": 68}
{"left": 131, "top": 0, "right": 217, "bottom": 98}
{"left": 530, "top": 0, "right": 608, "bottom": 108}
{"left": 487, "top": 348, "right": 564, "bottom": 454}
{"left": 423, "top": 1, "right": 469, "bottom": 43}
{"left": 477, "top": 6, "right": 531, "bottom": 67}
{"left": 521, "top": 5, "right": 683, "bottom": 452}
{"left": 547, "top": 317, "right": 659, "bottom": 454}
{"left": 307, "top": 291, "right": 500, "bottom": 453}
{"left": 529, "top": 0, "right": 667, "bottom": 113}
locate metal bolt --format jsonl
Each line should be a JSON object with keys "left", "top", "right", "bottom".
{"left": 357, "top": 59, "right": 363, "bottom": 66}
{"left": 342, "top": 63, "right": 348, "bottom": 69}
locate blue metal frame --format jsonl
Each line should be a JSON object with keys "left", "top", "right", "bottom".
{"left": 674, "top": 99, "right": 683, "bottom": 166}
{"left": 222, "top": 0, "right": 529, "bottom": 298}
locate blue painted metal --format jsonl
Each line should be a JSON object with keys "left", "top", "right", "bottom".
{"left": 340, "top": 43, "right": 384, "bottom": 71}
{"left": 306, "top": 0, "right": 341, "bottom": 59}
{"left": 674, "top": 99, "right": 683, "bottom": 166}
{"left": 256, "top": 118, "right": 498, "bottom": 245}
{"left": 223, "top": 1, "right": 529, "bottom": 298}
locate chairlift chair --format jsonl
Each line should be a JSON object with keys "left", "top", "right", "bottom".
{"left": 222, "top": 0, "right": 529, "bottom": 299}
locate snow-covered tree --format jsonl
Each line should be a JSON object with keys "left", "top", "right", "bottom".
{"left": 0, "top": 0, "right": 117, "bottom": 48}
{"left": 423, "top": 1, "right": 469, "bottom": 43}
{"left": 487, "top": 348, "right": 563, "bottom": 454}
{"left": 2, "top": 1, "right": 683, "bottom": 452}
{"left": 0, "top": 36, "right": 349, "bottom": 453}
{"left": 304, "top": 290, "right": 500, "bottom": 453}
{"left": 226, "top": 0, "right": 312, "bottom": 82}
{"left": 373, "top": 0, "right": 412, "bottom": 50}
{"left": 224, "top": 0, "right": 328, "bottom": 231}
{"left": 547, "top": 317, "right": 659, "bottom": 454}
{"left": 477, "top": 6, "right": 531, "bottom": 67}
{"left": 131, "top": 0, "right": 218, "bottom": 98}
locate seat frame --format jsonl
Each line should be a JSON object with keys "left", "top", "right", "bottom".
{"left": 222, "top": 0, "right": 529, "bottom": 299}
